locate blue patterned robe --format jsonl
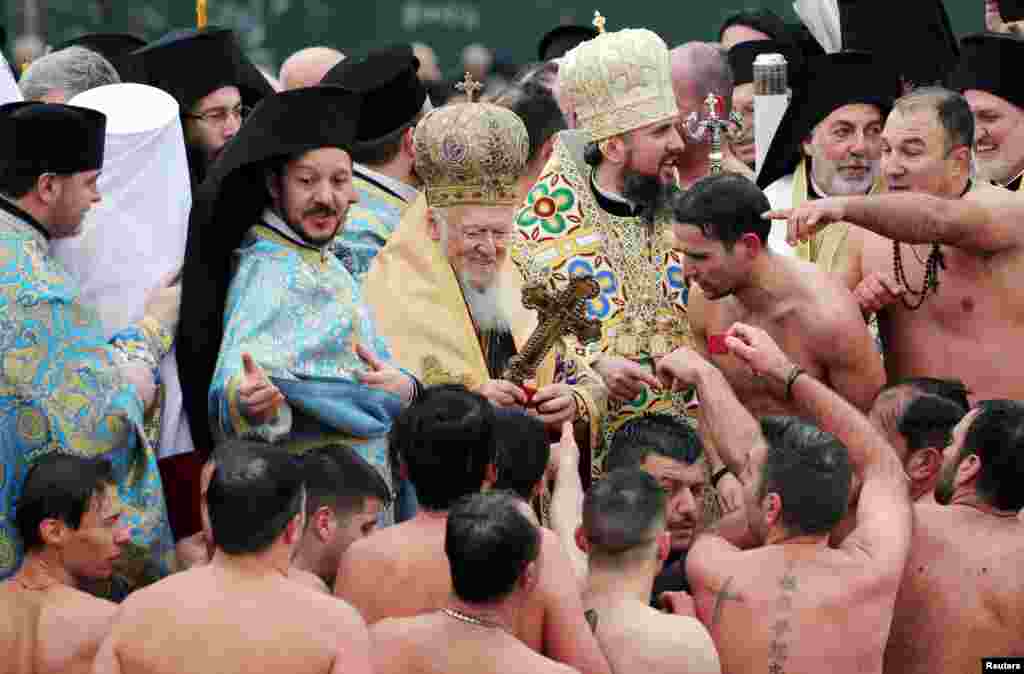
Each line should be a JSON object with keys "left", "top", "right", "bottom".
{"left": 331, "top": 171, "right": 412, "bottom": 283}
{"left": 209, "top": 215, "right": 401, "bottom": 508}
{"left": 0, "top": 202, "right": 174, "bottom": 583}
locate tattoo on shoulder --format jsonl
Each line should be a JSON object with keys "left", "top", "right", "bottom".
{"left": 710, "top": 576, "right": 743, "bottom": 629}
{"left": 584, "top": 609, "right": 598, "bottom": 633}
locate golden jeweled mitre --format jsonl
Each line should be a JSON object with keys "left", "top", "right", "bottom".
{"left": 414, "top": 86, "right": 530, "bottom": 209}
{"left": 559, "top": 27, "right": 678, "bottom": 143}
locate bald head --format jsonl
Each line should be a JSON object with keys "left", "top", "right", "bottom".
{"left": 279, "top": 46, "right": 345, "bottom": 90}
{"left": 670, "top": 42, "right": 733, "bottom": 118}
{"left": 413, "top": 43, "right": 442, "bottom": 82}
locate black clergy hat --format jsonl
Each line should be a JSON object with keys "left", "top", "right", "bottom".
{"left": 176, "top": 85, "right": 363, "bottom": 454}
{"left": 537, "top": 24, "right": 598, "bottom": 62}
{"left": 322, "top": 44, "right": 428, "bottom": 141}
{"left": 54, "top": 33, "right": 147, "bottom": 81}
{"left": 727, "top": 39, "right": 802, "bottom": 87}
{"left": 838, "top": 0, "right": 958, "bottom": 88}
{"left": 0, "top": 101, "right": 105, "bottom": 173}
{"left": 130, "top": 27, "right": 273, "bottom": 112}
{"left": 757, "top": 51, "right": 902, "bottom": 189}
{"left": 950, "top": 33, "right": 1024, "bottom": 111}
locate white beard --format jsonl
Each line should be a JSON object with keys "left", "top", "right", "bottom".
{"left": 812, "top": 157, "right": 880, "bottom": 196}
{"left": 458, "top": 270, "right": 511, "bottom": 334}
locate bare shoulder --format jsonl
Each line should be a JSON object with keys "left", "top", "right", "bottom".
{"left": 370, "top": 615, "right": 418, "bottom": 643}
{"left": 43, "top": 585, "right": 118, "bottom": 627}
{"left": 686, "top": 534, "right": 742, "bottom": 589}
{"left": 651, "top": 612, "right": 720, "bottom": 673}
{"left": 289, "top": 568, "right": 330, "bottom": 595}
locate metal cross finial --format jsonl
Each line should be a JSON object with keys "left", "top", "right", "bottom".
{"left": 593, "top": 10, "right": 607, "bottom": 34}
{"left": 455, "top": 72, "right": 483, "bottom": 102}
{"left": 683, "top": 92, "right": 743, "bottom": 175}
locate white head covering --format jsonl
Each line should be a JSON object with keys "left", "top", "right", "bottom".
{"left": 54, "top": 82, "right": 193, "bottom": 458}
{"left": 0, "top": 52, "right": 23, "bottom": 104}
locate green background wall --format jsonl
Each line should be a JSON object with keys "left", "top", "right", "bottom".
{"left": 7, "top": 0, "right": 985, "bottom": 75}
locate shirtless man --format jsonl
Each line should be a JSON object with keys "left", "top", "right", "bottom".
{"left": 336, "top": 385, "right": 611, "bottom": 674}
{"left": 655, "top": 324, "right": 912, "bottom": 674}
{"left": 372, "top": 492, "right": 578, "bottom": 674}
{"left": 676, "top": 173, "right": 884, "bottom": 417}
{"left": 0, "top": 455, "right": 126, "bottom": 674}
{"left": 885, "top": 399, "right": 1024, "bottom": 673}
{"left": 578, "top": 468, "right": 720, "bottom": 674}
{"left": 775, "top": 87, "right": 1024, "bottom": 402}
{"left": 93, "top": 441, "right": 371, "bottom": 674}
{"left": 292, "top": 444, "right": 390, "bottom": 593}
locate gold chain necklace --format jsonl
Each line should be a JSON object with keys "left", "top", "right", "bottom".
{"left": 442, "top": 607, "right": 501, "bottom": 629}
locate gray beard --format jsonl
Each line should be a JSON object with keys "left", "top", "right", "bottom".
{"left": 457, "top": 271, "right": 511, "bottom": 335}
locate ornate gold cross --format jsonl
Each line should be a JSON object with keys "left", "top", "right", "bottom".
{"left": 503, "top": 276, "right": 602, "bottom": 386}
{"left": 593, "top": 10, "right": 607, "bottom": 34}
{"left": 455, "top": 72, "right": 483, "bottom": 102}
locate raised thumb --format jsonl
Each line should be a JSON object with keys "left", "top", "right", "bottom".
{"left": 242, "top": 353, "right": 260, "bottom": 378}
{"left": 354, "top": 342, "right": 382, "bottom": 371}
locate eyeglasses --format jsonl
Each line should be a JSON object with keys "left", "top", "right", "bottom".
{"left": 184, "top": 103, "right": 252, "bottom": 126}
{"left": 462, "top": 227, "right": 514, "bottom": 245}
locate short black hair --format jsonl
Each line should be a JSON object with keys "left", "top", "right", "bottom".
{"left": 583, "top": 468, "right": 666, "bottom": 554}
{"left": 673, "top": 173, "right": 772, "bottom": 250}
{"left": 350, "top": 107, "right": 428, "bottom": 166}
{"left": 607, "top": 414, "right": 703, "bottom": 473}
{"left": 302, "top": 444, "right": 392, "bottom": 519}
{"left": 758, "top": 417, "right": 852, "bottom": 536}
{"left": 898, "top": 394, "right": 966, "bottom": 452}
{"left": 960, "top": 400, "right": 1024, "bottom": 511}
{"left": 893, "top": 87, "right": 974, "bottom": 154}
{"left": 16, "top": 454, "right": 114, "bottom": 551}
{"left": 493, "top": 409, "right": 550, "bottom": 501}
{"left": 0, "top": 162, "right": 45, "bottom": 199}
{"left": 719, "top": 8, "right": 791, "bottom": 43}
{"left": 492, "top": 82, "right": 566, "bottom": 164}
{"left": 880, "top": 376, "right": 970, "bottom": 412}
{"left": 446, "top": 491, "right": 540, "bottom": 603}
{"left": 390, "top": 384, "right": 497, "bottom": 510}
{"left": 206, "top": 440, "right": 306, "bottom": 555}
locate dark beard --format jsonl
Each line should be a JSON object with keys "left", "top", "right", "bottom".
{"left": 622, "top": 168, "right": 678, "bottom": 225}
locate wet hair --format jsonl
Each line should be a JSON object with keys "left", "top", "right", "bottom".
{"left": 898, "top": 395, "right": 966, "bottom": 453}
{"left": 607, "top": 414, "right": 703, "bottom": 472}
{"left": 893, "top": 87, "right": 974, "bottom": 154}
{"left": 492, "top": 409, "right": 550, "bottom": 501}
{"left": 19, "top": 46, "right": 120, "bottom": 102}
{"left": 879, "top": 376, "right": 970, "bottom": 411}
{"left": 16, "top": 455, "right": 114, "bottom": 551}
{"left": 491, "top": 82, "right": 566, "bottom": 164}
{"left": 958, "top": 400, "right": 1024, "bottom": 511}
{"left": 672, "top": 172, "right": 772, "bottom": 249}
{"left": 718, "top": 9, "right": 791, "bottom": 44}
{"left": 758, "top": 417, "right": 852, "bottom": 536}
{"left": 446, "top": 491, "right": 540, "bottom": 603}
{"left": 302, "top": 444, "right": 392, "bottom": 519}
{"left": 206, "top": 440, "right": 306, "bottom": 555}
{"left": 582, "top": 468, "right": 666, "bottom": 555}
{"left": 389, "top": 384, "right": 497, "bottom": 510}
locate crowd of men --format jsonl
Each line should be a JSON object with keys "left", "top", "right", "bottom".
{"left": 1, "top": 0, "right": 1023, "bottom": 672}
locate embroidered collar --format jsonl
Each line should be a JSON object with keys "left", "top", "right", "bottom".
{"left": 260, "top": 208, "right": 331, "bottom": 254}
{"left": 590, "top": 171, "right": 637, "bottom": 217}
{"left": 355, "top": 164, "right": 420, "bottom": 204}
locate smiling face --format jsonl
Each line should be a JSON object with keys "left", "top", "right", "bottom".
{"left": 47, "top": 169, "right": 101, "bottom": 238}
{"left": 803, "top": 103, "right": 884, "bottom": 197}
{"left": 965, "top": 89, "right": 1024, "bottom": 185}
{"left": 431, "top": 204, "right": 515, "bottom": 292}
{"left": 639, "top": 453, "right": 707, "bottom": 552}
{"left": 267, "top": 147, "right": 358, "bottom": 246}
{"left": 624, "top": 118, "right": 687, "bottom": 185}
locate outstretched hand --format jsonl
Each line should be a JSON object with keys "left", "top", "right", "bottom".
{"left": 763, "top": 197, "right": 849, "bottom": 247}
{"left": 355, "top": 342, "right": 414, "bottom": 403}
{"left": 239, "top": 353, "right": 284, "bottom": 424}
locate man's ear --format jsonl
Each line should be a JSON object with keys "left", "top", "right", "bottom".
{"left": 656, "top": 531, "right": 671, "bottom": 563}
{"left": 264, "top": 169, "right": 281, "bottom": 202}
{"left": 955, "top": 453, "right": 982, "bottom": 490}
{"left": 38, "top": 518, "right": 69, "bottom": 548}
{"left": 762, "top": 491, "right": 783, "bottom": 529}
{"left": 426, "top": 207, "right": 442, "bottom": 241}
{"left": 519, "top": 559, "right": 539, "bottom": 595}
{"left": 738, "top": 232, "right": 763, "bottom": 258}
{"left": 950, "top": 145, "right": 971, "bottom": 175}
{"left": 602, "top": 135, "right": 628, "bottom": 165}
{"left": 575, "top": 525, "right": 591, "bottom": 554}
{"left": 284, "top": 511, "right": 304, "bottom": 546}
{"left": 907, "top": 447, "right": 942, "bottom": 482}
{"left": 403, "top": 125, "right": 418, "bottom": 160}
{"left": 315, "top": 506, "right": 336, "bottom": 544}
{"left": 36, "top": 173, "right": 60, "bottom": 205}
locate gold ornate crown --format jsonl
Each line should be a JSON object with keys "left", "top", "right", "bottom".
{"left": 560, "top": 27, "right": 678, "bottom": 142}
{"left": 414, "top": 81, "right": 529, "bottom": 209}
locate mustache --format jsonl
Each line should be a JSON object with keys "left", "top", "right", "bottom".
{"left": 304, "top": 204, "right": 338, "bottom": 218}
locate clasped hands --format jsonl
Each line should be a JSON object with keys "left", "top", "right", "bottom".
{"left": 238, "top": 343, "right": 414, "bottom": 424}
{"left": 476, "top": 379, "right": 577, "bottom": 428}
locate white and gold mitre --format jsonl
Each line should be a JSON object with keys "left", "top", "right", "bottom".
{"left": 414, "top": 75, "right": 529, "bottom": 208}
{"left": 559, "top": 24, "right": 678, "bottom": 142}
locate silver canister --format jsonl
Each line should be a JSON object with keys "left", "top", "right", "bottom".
{"left": 753, "top": 53, "right": 788, "bottom": 96}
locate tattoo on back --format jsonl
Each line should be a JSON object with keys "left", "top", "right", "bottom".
{"left": 711, "top": 576, "right": 743, "bottom": 630}
{"left": 585, "top": 609, "right": 598, "bottom": 633}
{"left": 769, "top": 565, "right": 798, "bottom": 674}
